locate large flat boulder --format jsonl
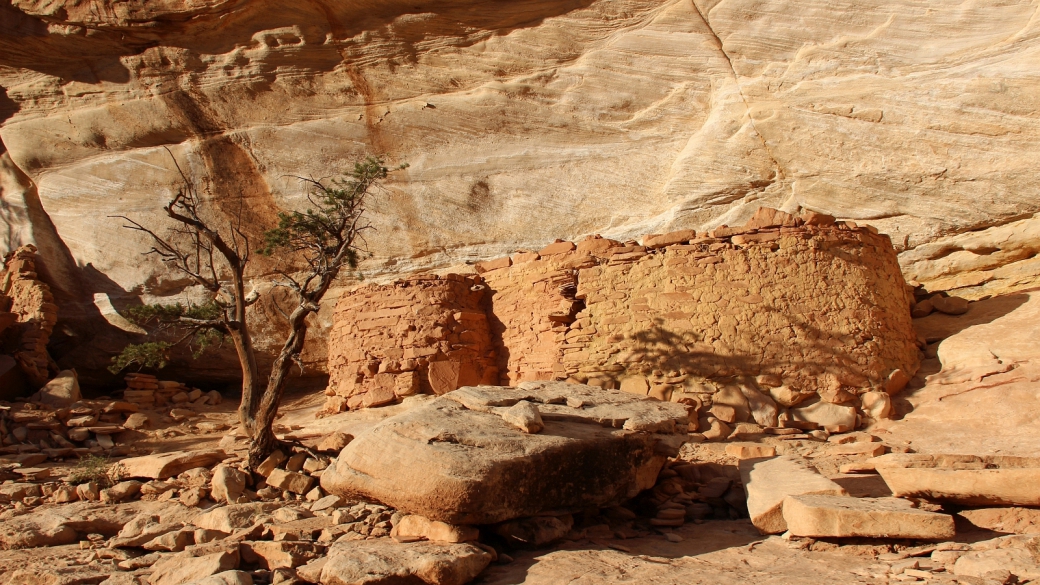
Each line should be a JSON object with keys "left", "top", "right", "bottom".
{"left": 308, "top": 540, "right": 493, "bottom": 585}
{"left": 192, "top": 503, "right": 280, "bottom": 533}
{"left": 782, "top": 495, "right": 956, "bottom": 539}
{"left": 739, "top": 456, "right": 848, "bottom": 534}
{"left": 321, "top": 382, "right": 689, "bottom": 524}
{"left": 118, "top": 450, "right": 228, "bottom": 480}
{"left": 874, "top": 454, "right": 1040, "bottom": 506}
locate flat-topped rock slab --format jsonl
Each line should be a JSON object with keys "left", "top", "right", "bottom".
{"left": 874, "top": 454, "right": 1040, "bottom": 506}
{"left": 321, "top": 381, "right": 689, "bottom": 525}
{"left": 740, "top": 456, "right": 848, "bottom": 534}
{"left": 117, "top": 450, "right": 227, "bottom": 480}
{"left": 783, "top": 495, "right": 956, "bottom": 539}
{"left": 307, "top": 539, "right": 493, "bottom": 585}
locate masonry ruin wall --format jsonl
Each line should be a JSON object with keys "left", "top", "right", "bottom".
{"left": 325, "top": 208, "right": 920, "bottom": 430}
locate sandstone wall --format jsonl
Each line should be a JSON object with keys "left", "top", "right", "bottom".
{"left": 325, "top": 274, "right": 497, "bottom": 412}
{"left": 326, "top": 208, "right": 920, "bottom": 429}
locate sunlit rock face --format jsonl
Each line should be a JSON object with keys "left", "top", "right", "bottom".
{"left": 0, "top": 0, "right": 1037, "bottom": 384}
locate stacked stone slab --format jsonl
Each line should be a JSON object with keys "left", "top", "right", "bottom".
{"left": 122, "top": 374, "right": 196, "bottom": 407}
{"left": 0, "top": 245, "right": 59, "bottom": 390}
{"left": 324, "top": 274, "right": 498, "bottom": 413}
{"left": 325, "top": 208, "right": 920, "bottom": 422}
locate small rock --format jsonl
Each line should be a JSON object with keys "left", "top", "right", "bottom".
{"left": 194, "top": 528, "right": 229, "bottom": 544}
{"left": 124, "top": 412, "right": 150, "bottom": 430}
{"left": 665, "top": 532, "right": 683, "bottom": 543}
{"left": 68, "top": 428, "right": 91, "bottom": 442}
{"left": 932, "top": 295, "right": 970, "bottom": 315}
{"left": 499, "top": 401, "right": 544, "bottom": 433}
{"left": 302, "top": 458, "right": 327, "bottom": 474}
{"left": 180, "top": 487, "right": 208, "bottom": 507}
{"left": 211, "top": 464, "right": 249, "bottom": 504}
{"left": 33, "top": 370, "right": 82, "bottom": 407}
{"left": 148, "top": 548, "right": 241, "bottom": 585}
{"left": 267, "top": 469, "right": 315, "bottom": 495}
{"left": 52, "top": 485, "right": 79, "bottom": 503}
{"left": 392, "top": 514, "right": 480, "bottom": 543}
{"left": 101, "top": 480, "right": 142, "bottom": 503}
{"left": 76, "top": 481, "right": 101, "bottom": 501}
{"left": 286, "top": 453, "right": 308, "bottom": 472}
{"left": 316, "top": 432, "right": 352, "bottom": 454}
{"left": 182, "top": 570, "right": 254, "bottom": 585}
{"left": 272, "top": 507, "right": 314, "bottom": 523}
{"left": 313, "top": 540, "right": 491, "bottom": 585}
{"left": 144, "top": 528, "right": 196, "bottom": 552}
{"left": 310, "top": 495, "right": 342, "bottom": 512}
{"left": 725, "top": 443, "right": 776, "bottom": 459}
{"left": 495, "top": 515, "right": 573, "bottom": 546}
{"left": 170, "top": 408, "right": 195, "bottom": 421}
{"left": 257, "top": 450, "right": 288, "bottom": 477}
{"left": 911, "top": 299, "right": 934, "bottom": 318}
{"left": 197, "top": 421, "right": 228, "bottom": 433}
{"left": 241, "top": 540, "right": 325, "bottom": 570}
{"left": 193, "top": 503, "right": 280, "bottom": 533}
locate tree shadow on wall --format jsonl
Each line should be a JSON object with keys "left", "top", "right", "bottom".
{"left": 623, "top": 307, "right": 879, "bottom": 387}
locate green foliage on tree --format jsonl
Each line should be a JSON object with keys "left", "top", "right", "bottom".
{"left": 108, "top": 301, "right": 227, "bottom": 373}
{"left": 110, "top": 150, "right": 406, "bottom": 469}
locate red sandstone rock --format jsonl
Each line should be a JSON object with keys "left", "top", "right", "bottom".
{"left": 801, "top": 210, "right": 837, "bottom": 226}
{"left": 644, "top": 229, "right": 696, "bottom": 249}
{"left": 474, "top": 256, "right": 512, "bottom": 273}
{"left": 539, "top": 240, "right": 576, "bottom": 255}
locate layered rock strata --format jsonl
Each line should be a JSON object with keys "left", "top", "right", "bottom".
{"left": 326, "top": 208, "right": 920, "bottom": 428}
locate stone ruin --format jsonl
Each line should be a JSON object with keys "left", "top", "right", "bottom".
{"left": 323, "top": 208, "right": 920, "bottom": 431}
{"left": 0, "top": 245, "right": 59, "bottom": 397}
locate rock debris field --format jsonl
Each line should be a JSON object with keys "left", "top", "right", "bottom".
{"left": 2, "top": 201, "right": 1040, "bottom": 585}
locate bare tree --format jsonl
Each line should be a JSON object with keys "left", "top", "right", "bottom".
{"left": 113, "top": 151, "right": 403, "bottom": 469}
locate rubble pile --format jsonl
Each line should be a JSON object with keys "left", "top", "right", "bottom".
{"left": 1, "top": 373, "right": 223, "bottom": 468}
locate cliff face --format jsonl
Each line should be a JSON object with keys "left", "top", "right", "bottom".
{"left": 0, "top": 0, "right": 1037, "bottom": 383}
